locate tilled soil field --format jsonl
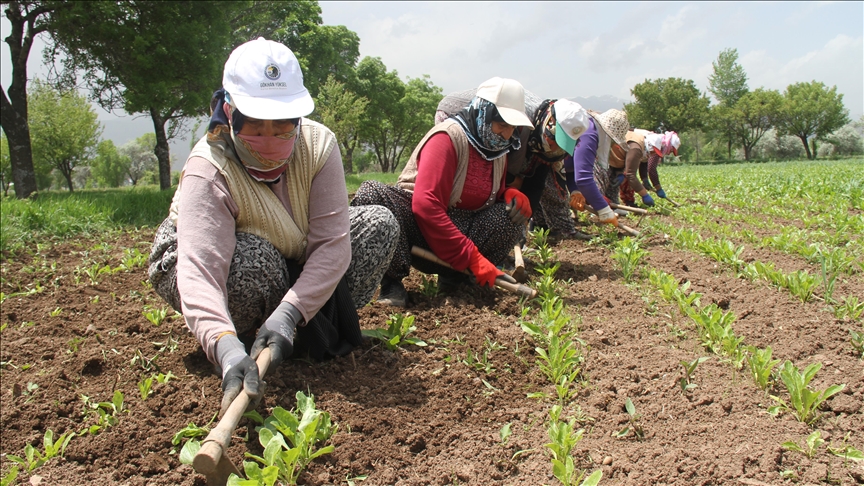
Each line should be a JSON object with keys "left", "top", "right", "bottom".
{"left": 1, "top": 210, "right": 862, "bottom": 485}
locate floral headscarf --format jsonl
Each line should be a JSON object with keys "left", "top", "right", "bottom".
{"left": 451, "top": 97, "right": 521, "bottom": 161}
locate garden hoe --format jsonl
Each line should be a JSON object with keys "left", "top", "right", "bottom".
{"left": 584, "top": 205, "right": 640, "bottom": 237}
{"left": 193, "top": 348, "right": 272, "bottom": 486}
{"left": 609, "top": 202, "right": 649, "bottom": 228}
{"left": 411, "top": 246, "right": 537, "bottom": 299}
{"left": 511, "top": 244, "right": 528, "bottom": 283}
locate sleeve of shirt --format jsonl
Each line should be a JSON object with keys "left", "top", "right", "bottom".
{"left": 175, "top": 157, "right": 239, "bottom": 364}
{"left": 282, "top": 147, "right": 351, "bottom": 323}
{"left": 412, "top": 132, "right": 474, "bottom": 272}
{"left": 572, "top": 118, "right": 609, "bottom": 211}
{"left": 647, "top": 154, "right": 662, "bottom": 188}
{"left": 623, "top": 142, "right": 646, "bottom": 193}
{"left": 564, "top": 155, "right": 577, "bottom": 193}
{"left": 638, "top": 161, "right": 649, "bottom": 186}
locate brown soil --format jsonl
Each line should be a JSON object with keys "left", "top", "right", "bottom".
{"left": 1, "top": 219, "right": 862, "bottom": 486}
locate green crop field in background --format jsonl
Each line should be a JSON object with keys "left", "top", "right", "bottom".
{"left": 2, "top": 160, "right": 860, "bottom": 255}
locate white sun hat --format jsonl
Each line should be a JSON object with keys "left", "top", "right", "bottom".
{"left": 552, "top": 99, "right": 590, "bottom": 156}
{"left": 475, "top": 77, "right": 534, "bottom": 127}
{"left": 222, "top": 37, "right": 314, "bottom": 120}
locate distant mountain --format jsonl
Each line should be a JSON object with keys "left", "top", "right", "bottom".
{"left": 566, "top": 95, "right": 628, "bottom": 113}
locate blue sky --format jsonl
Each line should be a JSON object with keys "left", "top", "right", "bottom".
{"left": 3, "top": 1, "right": 862, "bottom": 166}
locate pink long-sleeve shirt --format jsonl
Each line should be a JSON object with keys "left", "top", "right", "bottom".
{"left": 175, "top": 148, "right": 350, "bottom": 363}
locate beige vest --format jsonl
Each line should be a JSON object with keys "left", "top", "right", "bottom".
{"left": 610, "top": 129, "right": 650, "bottom": 168}
{"left": 169, "top": 119, "right": 336, "bottom": 260}
{"left": 397, "top": 119, "right": 506, "bottom": 210}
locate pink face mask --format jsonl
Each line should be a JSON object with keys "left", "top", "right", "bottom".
{"left": 235, "top": 132, "right": 297, "bottom": 168}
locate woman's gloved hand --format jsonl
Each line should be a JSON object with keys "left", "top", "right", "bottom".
{"left": 569, "top": 190, "right": 586, "bottom": 212}
{"left": 656, "top": 188, "right": 667, "bottom": 199}
{"left": 467, "top": 246, "right": 504, "bottom": 288}
{"left": 596, "top": 206, "right": 619, "bottom": 227}
{"left": 641, "top": 193, "right": 655, "bottom": 207}
{"left": 216, "top": 335, "right": 261, "bottom": 416}
{"left": 250, "top": 301, "right": 303, "bottom": 371}
{"left": 502, "top": 187, "right": 531, "bottom": 225}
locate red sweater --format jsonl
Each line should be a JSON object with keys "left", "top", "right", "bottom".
{"left": 411, "top": 132, "right": 506, "bottom": 271}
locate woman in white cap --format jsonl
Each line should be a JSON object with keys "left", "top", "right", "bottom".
{"left": 557, "top": 109, "right": 631, "bottom": 227}
{"left": 148, "top": 38, "right": 398, "bottom": 413}
{"left": 351, "top": 77, "right": 534, "bottom": 306}
{"left": 435, "top": 90, "right": 592, "bottom": 240}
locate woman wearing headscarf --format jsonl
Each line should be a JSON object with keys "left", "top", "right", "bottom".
{"left": 351, "top": 77, "right": 534, "bottom": 306}
{"left": 147, "top": 38, "right": 398, "bottom": 413}
{"left": 436, "top": 90, "right": 591, "bottom": 239}
{"left": 556, "top": 109, "right": 631, "bottom": 227}
{"left": 616, "top": 131, "right": 680, "bottom": 207}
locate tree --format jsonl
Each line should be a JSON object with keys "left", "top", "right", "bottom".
{"left": 823, "top": 124, "right": 864, "bottom": 156}
{"left": 120, "top": 133, "right": 157, "bottom": 186}
{"left": 0, "top": 132, "right": 11, "bottom": 196}
{"left": 707, "top": 48, "right": 749, "bottom": 107}
{"left": 392, "top": 75, "right": 443, "bottom": 169}
{"left": 707, "top": 48, "right": 750, "bottom": 159}
{"left": 624, "top": 78, "right": 710, "bottom": 133}
{"left": 27, "top": 80, "right": 101, "bottom": 192}
{"left": 90, "top": 140, "right": 131, "bottom": 188}
{"left": 354, "top": 57, "right": 406, "bottom": 173}
{"left": 228, "top": 1, "right": 360, "bottom": 99}
{"left": 1, "top": 0, "right": 67, "bottom": 198}
{"left": 731, "top": 88, "right": 783, "bottom": 160}
{"left": 776, "top": 81, "right": 850, "bottom": 160}
{"left": 311, "top": 75, "right": 369, "bottom": 173}
{"left": 45, "top": 1, "right": 234, "bottom": 190}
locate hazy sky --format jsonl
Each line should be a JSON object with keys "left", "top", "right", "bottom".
{"left": 3, "top": 1, "right": 862, "bottom": 167}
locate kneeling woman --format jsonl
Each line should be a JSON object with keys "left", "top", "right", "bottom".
{"left": 351, "top": 77, "right": 534, "bottom": 306}
{"left": 148, "top": 38, "right": 398, "bottom": 413}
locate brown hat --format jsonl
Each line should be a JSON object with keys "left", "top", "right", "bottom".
{"left": 589, "top": 109, "right": 629, "bottom": 148}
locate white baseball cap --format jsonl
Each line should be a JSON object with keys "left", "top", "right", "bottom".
{"left": 475, "top": 77, "right": 534, "bottom": 128}
{"left": 222, "top": 37, "right": 314, "bottom": 120}
{"left": 552, "top": 99, "right": 590, "bottom": 156}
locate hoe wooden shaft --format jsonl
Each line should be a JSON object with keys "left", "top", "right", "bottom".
{"left": 193, "top": 348, "right": 272, "bottom": 485}
{"left": 411, "top": 246, "right": 537, "bottom": 299}
{"left": 584, "top": 205, "right": 640, "bottom": 237}
{"left": 609, "top": 202, "right": 648, "bottom": 215}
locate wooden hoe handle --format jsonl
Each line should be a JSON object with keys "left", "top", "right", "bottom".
{"left": 411, "top": 246, "right": 537, "bottom": 299}
{"left": 609, "top": 202, "right": 648, "bottom": 215}
{"left": 193, "top": 348, "right": 272, "bottom": 478}
{"left": 584, "top": 205, "right": 640, "bottom": 237}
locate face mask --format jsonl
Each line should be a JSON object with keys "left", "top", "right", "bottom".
{"left": 234, "top": 131, "right": 298, "bottom": 169}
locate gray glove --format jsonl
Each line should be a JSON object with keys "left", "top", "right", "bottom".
{"left": 250, "top": 301, "right": 303, "bottom": 372}
{"left": 216, "top": 335, "right": 260, "bottom": 415}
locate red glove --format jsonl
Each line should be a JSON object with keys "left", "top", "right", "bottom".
{"left": 502, "top": 187, "right": 531, "bottom": 225}
{"left": 569, "top": 191, "right": 586, "bottom": 212}
{"left": 467, "top": 245, "right": 504, "bottom": 288}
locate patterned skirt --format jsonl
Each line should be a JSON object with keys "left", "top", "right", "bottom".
{"left": 350, "top": 180, "right": 522, "bottom": 280}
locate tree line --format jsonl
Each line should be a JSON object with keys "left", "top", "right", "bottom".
{"left": 2, "top": 3, "right": 859, "bottom": 198}
{"left": 1, "top": 0, "right": 442, "bottom": 197}
{"left": 624, "top": 48, "right": 859, "bottom": 162}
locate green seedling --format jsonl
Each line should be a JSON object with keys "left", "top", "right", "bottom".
{"left": 154, "top": 371, "right": 177, "bottom": 384}
{"left": 535, "top": 334, "right": 583, "bottom": 392}
{"left": 361, "top": 313, "right": 426, "bottom": 351}
{"left": 143, "top": 305, "right": 169, "bottom": 326}
{"left": 67, "top": 336, "right": 84, "bottom": 354}
{"left": 834, "top": 296, "right": 864, "bottom": 321}
{"left": 418, "top": 274, "right": 439, "bottom": 297}
{"left": 529, "top": 227, "right": 555, "bottom": 268}
{"left": 782, "top": 430, "right": 824, "bottom": 459}
{"left": 1, "top": 467, "right": 18, "bottom": 486}
{"left": 826, "top": 433, "right": 864, "bottom": 464}
{"left": 81, "top": 262, "right": 112, "bottom": 285}
{"left": 138, "top": 376, "right": 154, "bottom": 400}
{"left": 499, "top": 423, "right": 512, "bottom": 446}
{"left": 769, "top": 361, "right": 845, "bottom": 424}
{"left": 49, "top": 307, "right": 62, "bottom": 317}
{"left": 746, "top": 346, "right": 781, "bottom": 391}
{"left": 679, "top": 356, "right": 709, "bottom": 393}
{"left": 616, "top": 398, "right": 644, "bottom": 440}
{"left": 544, "top": 405, "right": 602, "bottom": 486}
{"left": 230, "top": 391, "right": 336, "bottom": 486}
{"left": 80, "top": 390, "right": 126, "bottom": 435}
{"left": 6, "top": 429, "right": 74, "bottom": 472}
{"left": 173, "top": 413, "right": 218, "bottom": 459}
{"left": 850, "top": 328, "right": 864, "bottom": 359}
{"left": 130, "top": 349, "right": 160, "bottom": 372}
{"left": 611, "top": 236, "right": 648, "bottom": 282}
{"left": 116, "top": 248, "right": 148, "bottom": 272}
{"left": 462, "top": 347, "right": 494, "bottom": 375}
